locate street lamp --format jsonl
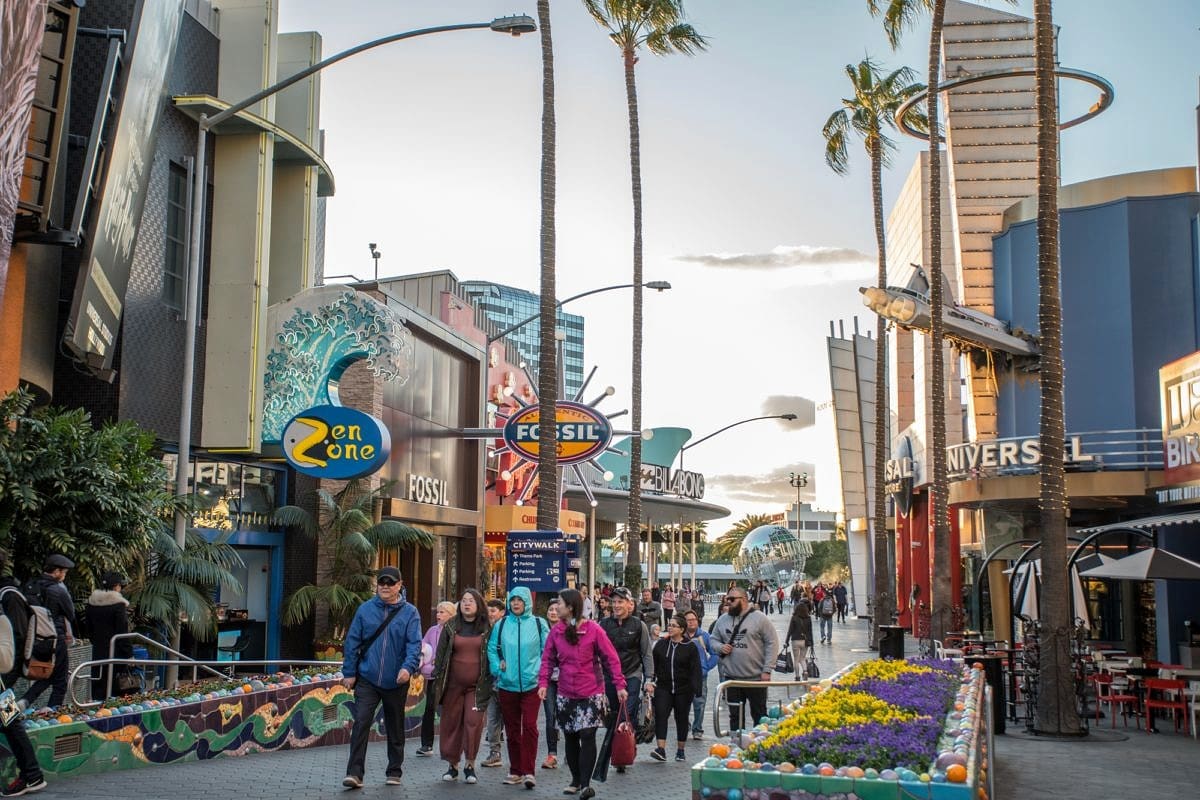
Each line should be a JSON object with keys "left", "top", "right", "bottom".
{"left": 675, "top": 413, "right": 799, "bottom": 471}
{"left": 170, "top": 15, "right": 535, "bottom": 687}
{"left": 369, "top": 242, "right": 382, "bottom": 280}
{"left": 485, "top": 280, "right": 671, "bottom": 347}
{"left": 789, "top": 471, "right": 809, "bottom": 535}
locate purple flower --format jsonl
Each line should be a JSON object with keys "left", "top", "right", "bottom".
{"left": 751, "top": 718, "right": 945, "bottom": 772}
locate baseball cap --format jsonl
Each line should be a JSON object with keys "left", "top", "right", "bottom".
{"left": 612, "top": 587, "right": 633, "bottom": 601}
{"left": 377, "top": 566, "right": 401, "bottom": 584}
{"left": 100, "top": 571, "right": 127, "bottom": 589}
{"left": 44, "top": 554, "right": 75, "bottom": 570}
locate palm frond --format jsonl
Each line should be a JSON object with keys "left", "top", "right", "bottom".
{"left": 365, "top": 520, "right": 435, "bottom": 550}
{"left": 273, "top": 504, "right": 319, "bottom": 537}
{"left": 646, "top": 22, "right": 708, "bottom": 56}
{"left": 822, "top": 110, "right": 852, "bottom": 175}
{"left": 283, "top": 584, "right": 324, "bottom": 627}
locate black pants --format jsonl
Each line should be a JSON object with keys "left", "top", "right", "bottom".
{"left": 542, "top": 681, "right": 559, "bottom": 755}
{"left": 23, "top": 638, "right": 69, "bottom": 707}
{"left": 1, "top": 714, "right": 42, "bottom": 784}
{"left": 564, "top": 728, "right": 598, "bottom": 789}
{"left": 726, "top": 684, "right": 767, "bottom": 732}
{"left": 346, "top": 679, "right": 408, "bottom": 780}
{"left": 653, "top": 688, "right": 694, "bottom": 744}
{"left": 420, "top": 688, "right": 437, "bottom": 749}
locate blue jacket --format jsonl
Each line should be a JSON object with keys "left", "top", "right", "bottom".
{"left": 488, "top": 586, "right": 549, "bottom": 693}
{"left": 341, "top": 596, "right": 422, "bottom": 690}
{"left": 691, "top": 627, "right": 719, "bottom": 677}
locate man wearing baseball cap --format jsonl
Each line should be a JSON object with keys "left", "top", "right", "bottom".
{"left": 340, "top": 566, "right": 423, "bottom": 790}
{"left": 22, "top": 554, "right": 76, "bottom": 709}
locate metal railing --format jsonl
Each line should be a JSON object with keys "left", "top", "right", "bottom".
{"left": 67, "top": 655, "right": 340, "bottom": 709}
{"left": 102, "top": 632, "right": 228, "bottom": 698}
{"left": 711, "top": 678, "right": 811, "bottom": 739}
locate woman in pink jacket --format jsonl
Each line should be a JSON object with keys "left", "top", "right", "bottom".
{"left": 417, "top": 601, "right": 456, "bottom": 756}
{"left": 538, "top": 588, "right": 626, "bottom": 800}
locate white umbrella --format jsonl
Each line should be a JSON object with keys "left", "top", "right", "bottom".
{"left": 1005, "top": 558, "right": 1091, "bottom": 629}
{"left": 1079, "top": 548, "right": 1200, "bottom": 581}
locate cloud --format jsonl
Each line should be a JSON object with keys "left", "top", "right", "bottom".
{"left": 706, "top": 463, "right": 817, "bottom": 504}
{"left": 675, "top": 244, "right": 873, "bottom": 271}
{"left": 763, "top": 396, "right": 816, "bottom": 429}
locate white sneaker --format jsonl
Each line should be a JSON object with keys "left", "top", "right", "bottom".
{"left": 342, "top": 775, "right": 363, "bottom": 789}
{"left": 386, "top": 776, "right": 402, "bottom": 786}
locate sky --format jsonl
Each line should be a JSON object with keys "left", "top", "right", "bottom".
{"left": 277, "top": 0, "right": 1200, "bottom": 537}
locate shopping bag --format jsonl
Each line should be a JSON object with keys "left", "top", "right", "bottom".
{"left": 611, "top": 703, "right": 637, "bottom": 767}
{"left": 773, "top": 648, "right": 794, "bottom": 674}
{"left": 806, "top": 650, "right": 820, "bottom": 679}
{"left": 636, "top": 701, "right": 656, "bottom": 744}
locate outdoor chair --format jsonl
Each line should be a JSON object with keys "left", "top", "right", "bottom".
{"left": 1143, "top": 678, "right": 1189, "bottom": 735}
{"left": 219, "top": 631, "right": 253, "bottom": 676}
{"left": 933, "top": 640, "right": 964, "bottom": 660}
{"left": 1092, "top": 673, "right": 1137, "bottom": 728}
{"left": 1189, "top": 681, "right": 1200, "bottom": 740}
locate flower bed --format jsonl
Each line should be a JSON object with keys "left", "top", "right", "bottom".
{"left": 692, "top": 659, "right": 993, "bottom": 800}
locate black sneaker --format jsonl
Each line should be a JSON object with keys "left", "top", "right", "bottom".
{"left": 1, "top": 777, "right": 46, "bottom": 797}
{"left": 649, "top": 747, "right": 667, "bottom": 762}
{"left": 464, "top": 766, "right": 478, "bottom": 785}
{"left": 442, "top": 767, "right": 459, "bottom": 782}
{"left": 580, "top": 788, "right": 596, "bottom": 800}
{"left": 675, "top": 750, "right": 686, "bottom": 762}
{"left": 614, "top": 766, "right": 626, "bottom": 774}
{"left": 416, "top": 745, "right": 433, "bottom": 757}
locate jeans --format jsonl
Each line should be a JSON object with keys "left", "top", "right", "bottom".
{"left": 485, "top": 695, "right": 503, "bottom": 756}
{"left": 22, "top": 638, "right": 69, "bottom": 708}
{"left": 498, "top": 689, "right": 542, "bottom": 777}
{"left": 346, "top": 679, "right": 407, "bottom": 780}
{"left": 2, "top": 715, "right": 41, "bottom": 784}
{"left": 543, "top": 681, "right": 559, "bottom": 754}
{"left": 691, "top": 673, "right": 708, "bottom": 734}
{"left": 819, "top": 616, "right": 833, "bottom": 643}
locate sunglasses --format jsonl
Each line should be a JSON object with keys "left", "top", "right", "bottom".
{"left": 377, "top": 578, "right": 398, "bottom": 587}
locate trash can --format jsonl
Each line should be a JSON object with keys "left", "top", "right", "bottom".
{"left": 970, "top": 654, "right": 1006, "bottom": 734}
{"left": 878, "top": 625, "right": 906, "bottom": 660}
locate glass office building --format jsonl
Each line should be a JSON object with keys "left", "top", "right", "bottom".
{"left": 459, "top": 281, "right": 586, "bottom": 400}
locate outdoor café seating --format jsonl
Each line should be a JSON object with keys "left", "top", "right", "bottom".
{"left": 1092, "top": 672, "right": 1138, "bottom": 728}
{"left": 1143, "top": 678, "right": 1190, "bottom": 735}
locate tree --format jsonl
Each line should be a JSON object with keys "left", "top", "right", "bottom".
{"left": 805, "top": 536, "right": 850, "bottom": 584}
{"left": 0, "top": 390, "right": 181, "bottom": 586}
{"left": 535, "top": 0, "right": 560, "bottom": 532}
{"left": 1032, "top": 0, "right": 1080, "bottom": 736}
{"left": 582, "top": 0, "right": 708, "bottom": 572}
{"left": 711, "top": 513, "right": 774, "bottom": 561}
{"left": 275, "top": 480, "right": 434, "bottom": 642}
{"left": 822, "top": 56, "right": 925, "bottom": 646}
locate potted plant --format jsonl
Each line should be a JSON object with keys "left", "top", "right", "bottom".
{"left": 275, "top": 479, "right": 434, "bottom": 657}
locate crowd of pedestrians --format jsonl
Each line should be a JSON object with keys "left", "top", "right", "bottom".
{"left": 338, "top": 573, "right": 856, "bottom": 792}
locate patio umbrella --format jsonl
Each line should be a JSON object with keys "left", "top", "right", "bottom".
{"left": 1078, "top": 548, "right": 1200, "bottom": 581}
{"left": 1005, "top": 559, "right": 1091, "bottom": 628}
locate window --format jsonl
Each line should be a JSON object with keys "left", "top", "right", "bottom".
{"left": 162, "top": 162, "right": 189, "bottom": 311}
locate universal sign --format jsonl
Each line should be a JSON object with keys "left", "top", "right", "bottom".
{"left": 885, "top": 437, "right": 915, "bottom": 516}
{"left": 502, "top": 401, "right": 612, "bottom": 466}
{"left": 282, "top": 405, "right": 390, "bottom": 480}
{"left": 1160, "top": 351, "right": 1200, "bottom": 487}
{"left": 946, "top": 436, "right": 1092, "bottom": 480}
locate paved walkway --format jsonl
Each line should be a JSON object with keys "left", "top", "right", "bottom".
{"left": 41, "top": 611, "right": 1198, "bottom": 798}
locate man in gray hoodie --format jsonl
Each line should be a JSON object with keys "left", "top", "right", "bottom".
{"left": 709, "top": 587, "right": 778, "bottom": 731}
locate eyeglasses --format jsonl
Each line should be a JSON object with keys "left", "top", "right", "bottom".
{"left": 727, "top": 593, "right": 746, "bottom": 600}
{"left": 377, "top": 578, "right": 398, "bottom": 587}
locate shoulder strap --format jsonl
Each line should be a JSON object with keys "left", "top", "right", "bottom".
{"left": 494, "top": 617, "right": 507, "bottom": 661}
{"left": 357, "top": 603, "right": 403, "bottom": 665}
{"left": 538, "top": 616, "right": 549, "bottom": 647}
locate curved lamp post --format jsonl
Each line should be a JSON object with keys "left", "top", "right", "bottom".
{"left": 170, "top": 15, "right": 536, "bottom": 688}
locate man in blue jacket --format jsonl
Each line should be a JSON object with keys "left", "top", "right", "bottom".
{"left": 684, "top": 609, "right": 719, "bottom": 740}
{"left": 488, "top": 586, "right": 549, "bottom": 789}
{"left": 340, "top": 566, "right": 423, "bottom": 790}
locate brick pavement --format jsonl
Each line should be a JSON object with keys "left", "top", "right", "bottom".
{"left": 41, "top": 609, "right": 1196, "bottom": 799}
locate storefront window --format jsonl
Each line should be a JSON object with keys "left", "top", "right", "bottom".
{"left": 160, "top": 455, "right": 280, "bottom": 530}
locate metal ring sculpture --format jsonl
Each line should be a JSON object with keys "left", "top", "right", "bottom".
{"left": 895, "top": 66, "right": 1115, "bottom": 141}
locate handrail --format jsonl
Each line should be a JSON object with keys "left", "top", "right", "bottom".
{"left": 68, "top": 657, "right": 341, "bottom": 709}
{"left": 712, "top": 678, "right": 810, "bottom": 739}
{"left": 105, "top": 632, "right": 228, "bottom": 698}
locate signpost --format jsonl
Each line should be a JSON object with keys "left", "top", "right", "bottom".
{"left": 506, "top": 530, "right": 567, "bottom": 593}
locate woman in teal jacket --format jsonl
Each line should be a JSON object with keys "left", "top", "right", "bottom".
{"left": 487, "top": 586, "right": 549, "bottom": 788}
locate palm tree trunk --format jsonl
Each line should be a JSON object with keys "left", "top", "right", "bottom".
{"left": 927, "top": 0, "right": 952, "bottom": 645}
{"left": 624, "top": 47, "right": 644, "bottom": 576}
{"left": 1033, "top": 0, "right": 1080, "bottom": 735}
{"left": 870, "top": 134, "right": 893, "bottom": 648}
{"left": 535, "top": 0, "right": 559, "bottom": 532}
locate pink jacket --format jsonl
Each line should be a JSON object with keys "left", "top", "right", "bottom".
{"left": 538, "top": 619, "right": 626, "bottom": 699}
{"left": 420, "top": 623, "right": 443, "bottom": 679}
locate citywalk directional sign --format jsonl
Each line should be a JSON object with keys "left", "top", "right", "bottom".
{"left": 506, "top": 530, "right": 566, "bottom": 593}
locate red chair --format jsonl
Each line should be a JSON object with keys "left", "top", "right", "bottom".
{"left": 1144, "top": 679, "right": 1190, "bottom": 734}
{"left": 1093, "top": 673, "right": 1138, "bottom": 728}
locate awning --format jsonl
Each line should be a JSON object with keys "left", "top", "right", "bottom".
{"left": 1077, "top": 511, "right": 1200, "bottom": 535}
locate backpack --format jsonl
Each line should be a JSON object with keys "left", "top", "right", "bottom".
{"left": 0, "top": 585, "right": 58, "bottom": 680}
{"left": 494, "top": 615, "right": 549, "bottom": 663}
{"left": 819, "top": 597, "right": 835, "bottom": 617}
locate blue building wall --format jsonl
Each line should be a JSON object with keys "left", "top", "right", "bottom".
{"left": 991, "top": 193, "right": 1200, "bottom": 438}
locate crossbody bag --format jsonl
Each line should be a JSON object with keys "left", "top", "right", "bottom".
{"left": 355, "top": 603, "right": 403, "bottom": 671}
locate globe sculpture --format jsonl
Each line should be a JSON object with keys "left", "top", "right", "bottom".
{"left": 733, "top": 524, "right": 814, "bottom": 584}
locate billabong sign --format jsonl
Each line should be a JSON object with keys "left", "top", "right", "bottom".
{"left": 282, "top": 405, "right": 390, "bottom": 480}
{"left": 502, "top": 401, "right": 613, "bottom": 466}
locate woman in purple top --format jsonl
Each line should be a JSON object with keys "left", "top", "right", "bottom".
{"left": 538, "top": 589, "right": 626, "bottom": 800}
{"left": 417, "top": 601, "right": 456, "bottom": 756}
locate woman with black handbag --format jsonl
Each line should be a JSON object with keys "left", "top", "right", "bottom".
{"left": 647, "top": 614, "right": 702, "bottom": 763}
{"left": 86, "top": 572, "right": 133, "bottom": 700}
{"left": 785, "top": 599, "right": 814, "bottom": 682}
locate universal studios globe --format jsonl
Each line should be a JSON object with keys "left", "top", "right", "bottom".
{"left": 733, "top": 525, "right": 813, "bottom": 584}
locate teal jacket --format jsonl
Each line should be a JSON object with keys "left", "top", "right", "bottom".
{"left": 487, "top": 586, "right": 549, "bottom": 693}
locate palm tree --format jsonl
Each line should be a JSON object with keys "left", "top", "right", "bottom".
{"left": 582, "top": 0, "right": 708, "bottom": 575}
{"left": 535, "top": 0, "right": 560, "bottom": 532}
{"left": 711, "top": 513, "right": 773, "bottom": 561}
{"left": 275, "top": 480, "right": 434, "bottom": 642}
{"left": 127, "top": 528, "right": 243, "bottom": 642}
{"left": 1032, "top": 0, "right": 1079, "bottom": 736}
{"left": 869, "top": 0, "right": 955, "bottom": 642}
{"left": 822, "top": 57, "right": 925, "bottom": 647}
